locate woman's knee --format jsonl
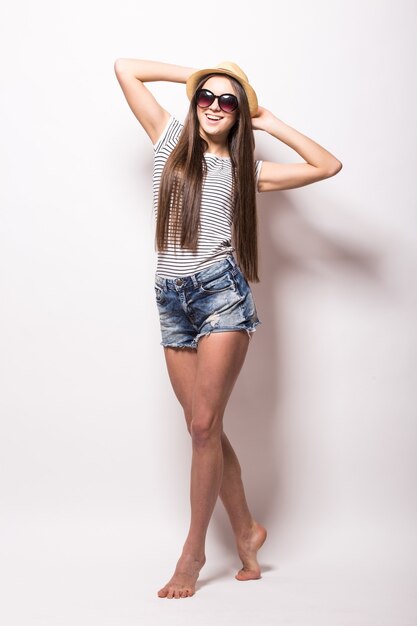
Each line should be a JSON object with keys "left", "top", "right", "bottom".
{"left": 184, "top": 410, "right": 192, "bottom": 434}
{"left": 190, "top": 412, "right": 223, "bottom": 447}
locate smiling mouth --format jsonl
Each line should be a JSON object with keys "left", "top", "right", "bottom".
{"left": 206, "top": 114, "right": 223, "bottom": 121}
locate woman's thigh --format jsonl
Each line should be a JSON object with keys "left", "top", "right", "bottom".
{"left": 163, "top": 330, "right": 250, "bottom": 430}
{"left": 192, "top": 330, "right": 249, "bottom": 426}
{"left": 164, "top": 347, "right": 198, "bottom": 430}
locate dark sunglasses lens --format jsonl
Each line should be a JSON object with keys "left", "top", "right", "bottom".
{"left": 219, "top": 95, "right": 238, "bottom": 113}
{"left": 196, "top": 90, "right": 214, "bottom": 108}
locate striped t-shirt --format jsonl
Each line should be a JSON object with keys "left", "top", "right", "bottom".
{"left": 152, "top": 115, "right": 263, "bottom": 277}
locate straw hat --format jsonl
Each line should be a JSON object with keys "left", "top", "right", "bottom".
{"left": 186, "top": 61, "right": 258, "bottom": 117}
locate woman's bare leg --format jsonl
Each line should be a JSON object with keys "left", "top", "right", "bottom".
{"left": 218, "top": 432, "right": 267, "bottom": 580}
{"left": 157, "top": 331, "right": 266, "bottom": 599}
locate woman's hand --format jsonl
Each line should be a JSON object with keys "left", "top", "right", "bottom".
{"left": 251, "top": 106, "right": 279, "bottom": 132}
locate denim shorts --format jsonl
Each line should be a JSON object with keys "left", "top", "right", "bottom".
{"left": 154, "top": 255, "right": 261, "bottom": 349}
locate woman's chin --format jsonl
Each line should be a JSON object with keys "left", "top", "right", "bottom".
{"left": 200, "top": 122, "right": 229, "bottom": 138}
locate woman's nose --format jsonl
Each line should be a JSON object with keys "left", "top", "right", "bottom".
{"left": 209, "top": 97, "right": 221, "bottom": 111}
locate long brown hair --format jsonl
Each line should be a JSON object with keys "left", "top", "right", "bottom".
{"left": 155, "top": 73, "right": 259, "bottom": 282}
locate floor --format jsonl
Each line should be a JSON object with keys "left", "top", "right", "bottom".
{"left": 1, "top": 514, "right": 416, "bottom": 626}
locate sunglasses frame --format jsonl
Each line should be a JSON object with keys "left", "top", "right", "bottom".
{"left": 195, "top": 88, "right": 239, "bottom": 114}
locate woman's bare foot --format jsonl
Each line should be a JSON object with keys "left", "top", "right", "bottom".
{"left": 157, "top": 552, "right": 206, "bottom": 599}
{"left": 235, "top": 520, "right": 267, "bottom": 581}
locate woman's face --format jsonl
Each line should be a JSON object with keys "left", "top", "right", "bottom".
{"left": 196, "top": 75, "right": 239, "bottom": 142}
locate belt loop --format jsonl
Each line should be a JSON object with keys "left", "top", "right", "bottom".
{"left": 155, "top": 275, "right": 165, "bottom": 291}
{"left": 227, "top": 255, "right": 236, "bottom": 271}
{"left": 191, "top": 273, "right": 198, "bottom": 288}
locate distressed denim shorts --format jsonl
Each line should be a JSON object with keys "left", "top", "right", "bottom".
{"left": 154, "top": 255, "right": 261, "bottom": 349}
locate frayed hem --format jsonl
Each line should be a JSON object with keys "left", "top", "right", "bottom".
{"left": 160, "top": 342, "right": 197, "bottom": 350}
{"left": 195, "top": 324, "right": 260, "bottom": 345}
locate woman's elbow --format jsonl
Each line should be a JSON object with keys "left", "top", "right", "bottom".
{"left": 114, "top": 58, "right": 130, "bottom": 75}
{"left": 327, "top": 160, "right": 343, "bottom": 177}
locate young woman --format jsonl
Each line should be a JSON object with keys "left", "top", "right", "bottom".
{"left": 114, "top": 58, "right": 342, "bottom": 599}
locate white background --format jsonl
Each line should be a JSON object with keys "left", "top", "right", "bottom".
{"left": 1, "top": 0, "right": 416, "bottom": 624}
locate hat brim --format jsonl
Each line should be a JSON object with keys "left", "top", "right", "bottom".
{"left": 186, "top": 68, "right": 258, "bottom": 117}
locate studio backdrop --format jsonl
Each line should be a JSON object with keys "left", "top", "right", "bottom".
{"left": 0, "top": 0, "right": 416, "bottom": 624}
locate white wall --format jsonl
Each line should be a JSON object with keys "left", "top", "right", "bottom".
{"left": 1, "top": 1, "right": 416, "bottom": 624}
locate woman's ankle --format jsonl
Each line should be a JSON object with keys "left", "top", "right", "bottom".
{"left": 180, "top": 541, "right": 206, "bottom": 563}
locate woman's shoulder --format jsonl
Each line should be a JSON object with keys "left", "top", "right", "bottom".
{"left": 153, "top": 115, "right": 184, "bottom": 153}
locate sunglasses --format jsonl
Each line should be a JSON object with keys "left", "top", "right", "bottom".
{"left": 195, "top": 89, "right": 239, "bottom": 113}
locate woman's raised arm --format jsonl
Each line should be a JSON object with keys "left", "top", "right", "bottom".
{"left": 252, "top": 106, "right": 343, "bottom": 192}
{"left": 114, "top": 59, "right": 197, "bottom": 144}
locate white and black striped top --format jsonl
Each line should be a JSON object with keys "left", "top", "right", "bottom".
{"left": 152, "top": 115, "right": 263, "bottom": 277}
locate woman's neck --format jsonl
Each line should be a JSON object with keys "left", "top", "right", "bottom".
{"left": 199, "top": 130, "right": 229, "bottom": 158}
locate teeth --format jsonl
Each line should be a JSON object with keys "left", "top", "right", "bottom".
{"left": 207, "top": 115, "right": 221, "bottom": 120}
